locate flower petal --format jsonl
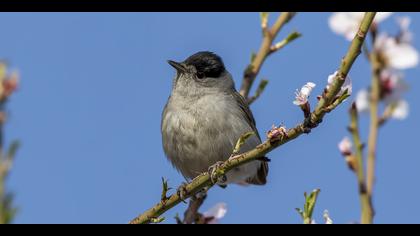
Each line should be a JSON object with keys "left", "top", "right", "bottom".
{"left": 203, "top": 202, "right": 227, "bottom": 224}
{"left": 327, "top": 71, "right": 352, "bottom": 96}
{"left": 374, "top": 12, "right": 393, "bottom": 23}
{"left": 387, "top": 43, "right": 419, "bottom": 70}
{"left": 355, "top": 89, "right": 370, "bottom": 113}
{"left": 330, "top": 12, "right": 392, "bottom": 41}
{"left": 397, "top": 16, "right": 411, "bottom": 31}
{"left": 329, "top": 13, "right": 358, "bottom": 41}
{"left": 323, "top": 210, "right": 334, "bottom": 224}
{"left": 338, "top": 137, "right": 353, "bottom": 155}
{"left": 342, "top": 76, "right": 353, "bottom": 96}
{"left": 293, "top": 82, "right": 316, "bottom": 106}
{"left": 347, "top": 12, "right": 392, "bottom": 23}
{"left": 391, "top": 100, "right": 409, "bottom": 120}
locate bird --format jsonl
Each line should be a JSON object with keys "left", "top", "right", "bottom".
{"left": 161, "top": 51, "right": 268, "bottom": 187}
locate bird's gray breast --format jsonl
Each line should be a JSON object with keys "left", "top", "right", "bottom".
{"left": 161, "top": 91, "right": 260, "bottom": 179}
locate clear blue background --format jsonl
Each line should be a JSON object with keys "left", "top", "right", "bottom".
{"left": 1, "top": 12, "right": 419, "bottom": 224}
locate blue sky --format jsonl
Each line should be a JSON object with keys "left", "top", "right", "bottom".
{"left": 1, "top": 12, "right": 419, "bottom": 224}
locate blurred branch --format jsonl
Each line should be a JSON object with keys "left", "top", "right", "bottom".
{"left": 0, "top": 62, "right": 20, "bottom": 224}
{"left": 348, "top": 103, "right": 374, "bottom": 224}
{"left": 366, "top": 51, "right": 381, "bottom": 201}
{"left": 378, "top": 103, "right": 398, "bottom": 127}
{"left": 240, "top": 12, "right": 299, "bottom": 102}
{"left": 129, "top": 12, "right": 376, "bottom": 224}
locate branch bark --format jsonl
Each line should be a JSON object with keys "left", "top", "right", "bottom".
{"left": 129, "top": 12, "right": 377, "bottom": 224}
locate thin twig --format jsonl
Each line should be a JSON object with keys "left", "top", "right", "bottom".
{"left": 240, "top": 12, "right": 297, "bottom": 100}
{"left": 378, "top": 103, "right": 397, "bottom": 127}
{"left": 128, "top": 12, "right": 376, "bottom": 224}
{"left": 247, "top": 79, "right": 269, "bottom": 105}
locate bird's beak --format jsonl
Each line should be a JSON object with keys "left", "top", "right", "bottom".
{"left": 167, "top": 60, "right": 187, "bottom": 74}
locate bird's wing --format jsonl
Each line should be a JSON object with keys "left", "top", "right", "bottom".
{"left": 231, "top": 91, "right": 269, "bottom": 185}
{"left": 231, "top": 91, "right": 259, "bottom": 139}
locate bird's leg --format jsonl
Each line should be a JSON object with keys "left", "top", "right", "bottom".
{"left": 177, "top": 182, "right": 189, "bottom": 203}
{"left": 208, "top": 161, "right": 227, "bottom": 185}
{"left": 195, "top": 186, "right": 209, "bottom": 198}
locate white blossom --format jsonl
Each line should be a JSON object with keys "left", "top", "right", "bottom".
{"left": 391, "top": 99, "right": 409, "bottom": 120}
{"left": 323, "top": 210, "right": 333, "bottom": 224}
{"left": 203, "top": 202, "right": 227, "bottom": 224}
{"left": 329, "top": 12, "right": 392, "bottom": 41}
{"left": 374, "top": 16, "right": 418, "bottom": 70}
{"left": 375, "top": 33, "right": 419, "bottom": 70}
{"left": 338, "top": 137, "right": 353, "bottom": 156}
{"left": 308, "top": 210, "right": 333, "bottom": 224}
{"left": 293, "top": 82, "right": 316, "bottom": 106}
{"left": 327, "top": 71, "right": 352, "bottom": 96}
{"left": 355, "top": 70, "right": 410, "bottom": 120}
{"left": 355, "top": 89, "right": 370, "bottom": 113}
{"left": 397, "top": 16, "right": 413, "bottom": 43}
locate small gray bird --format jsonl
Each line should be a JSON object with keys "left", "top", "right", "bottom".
{"left": 161, "top": 51, "right": 268, "bottom": 186}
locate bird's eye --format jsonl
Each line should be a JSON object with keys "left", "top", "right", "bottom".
{"left": 196, "top": 72, "right": 205, "bottom": 79}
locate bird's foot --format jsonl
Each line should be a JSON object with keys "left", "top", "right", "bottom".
{"left": 194, "top": 187, "right": 209, "bottom": 199}
{"left": 177, "top": 182, "right": 189, "bottom": 203}
{"left": 208, "top": 161, "right": 227, "bottom": 185}
{"left": 218, "top": 183, "right": 228, "bottom": 189}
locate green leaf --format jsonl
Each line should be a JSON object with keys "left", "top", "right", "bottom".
{"left": 161, "top": 177, "right": 171, "bottom": 202}
{"left": 250, "top": 52, "right": 257, "bottom": 63}
{"left": 295, "top": 208, "right": 304, "bottom": 218}
{"left": 259, "top": 12, "right": 269, "bottom": 28}
{"left": 285, "top": 31, "right": 302, "bottom": 42}
{"left": 255, "top": 80, "right": 268, "bottom": 96}
{"left": 232, "top": 131, "right": 255, "bottom": 155}
{"left": 0, "top": 192, "right": 17, "bottom": 224}
{"left": 297, "top": 189, "right": 321, "bottom": 224}
{"left": 305, "top": 189, "right": 320, "bottom": 220}
{"left": 174, "top": 213, "right": 183, "bottom": 224}
{"left": 272, "top": 31, "right": 302, "bottom": 52}
{"left": 150, "top": 217, "right": 165, "bottom": 223}
{"left": 7, "top": 140, "right": 20, "bottom": 161}
{"left": 248, "top": 79, "right": 269, "bottom": 105}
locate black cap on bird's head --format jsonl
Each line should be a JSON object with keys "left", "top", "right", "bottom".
{"left": 168, "top": 51, "right": 226, "bottom": 79}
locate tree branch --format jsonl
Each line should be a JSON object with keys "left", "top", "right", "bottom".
{"left": 240, "top": 12, "right": 298, "bottom": 101}
{"left": 128, "top": 12, "right": 376, "bottom": 224}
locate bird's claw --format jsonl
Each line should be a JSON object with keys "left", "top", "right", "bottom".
{"left": 208, "top": 161, "right": 227, "bottom": 185}
{"left": 177, "top": 182, "right": 189, "bottom": 203}
{"left": 195, "top": 187, "right": 208, "bottom": 199}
